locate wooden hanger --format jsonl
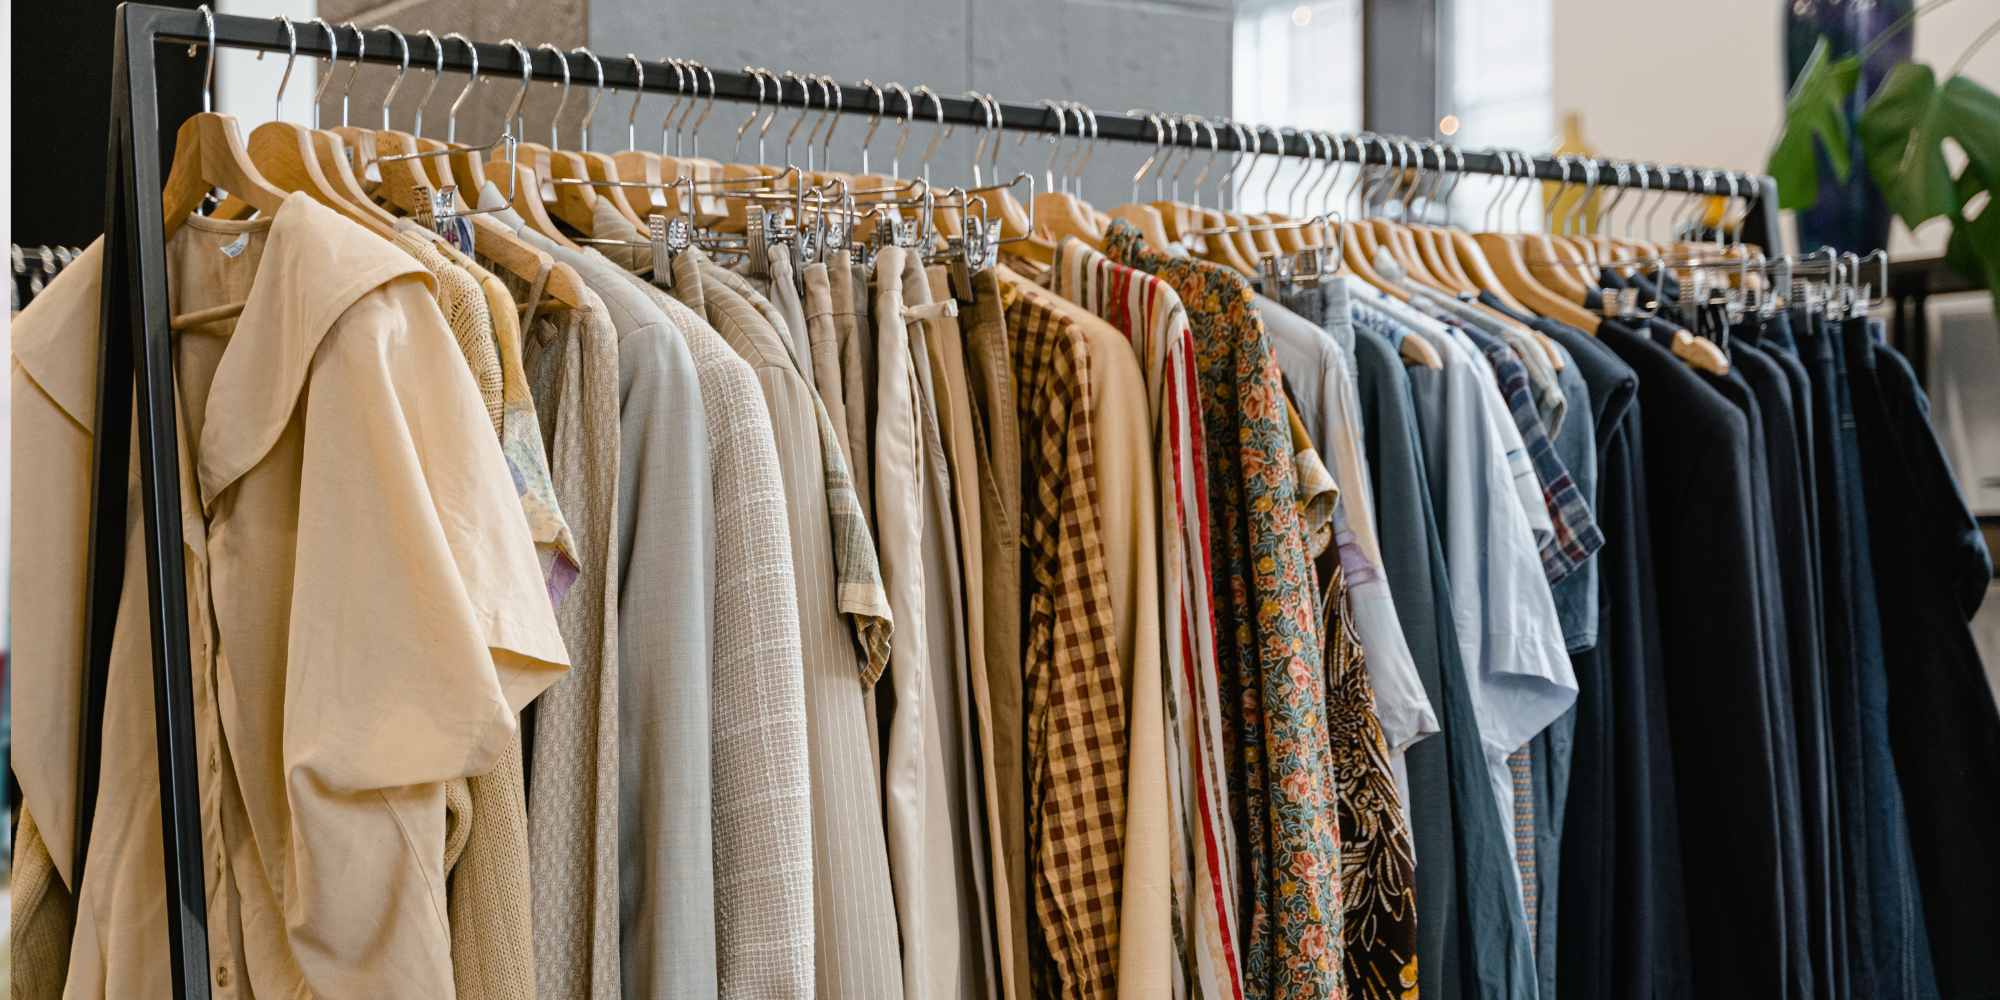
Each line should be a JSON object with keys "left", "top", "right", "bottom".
{"left": 1339, "top": 233, "right": 1443, "bottom": 369}
{"left": 1473, "top": 232, "right": 1600, "bottom": 333}
{"left": 368, "top": 128, "right": 587, "bottom": 311}
{"left": 163, "top": 111, "right": 290, "bottom": 240}
{"left": 1672, "top": 329, "right": 1730, "bottom": 374}
{"left": 488, "top": 158, "right": 580, "bottom": 249}
{"left": 355, "top": 24, "right": 584, "bottom": 305}
{"left": 162, "top": 12, "right": 294, "bottom": 327}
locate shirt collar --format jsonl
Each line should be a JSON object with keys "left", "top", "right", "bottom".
{"left": 194, "top": 193, "right": 431, "bottom": 508}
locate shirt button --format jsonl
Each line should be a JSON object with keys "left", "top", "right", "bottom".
{"left": 215, "top": 964, "right": 231, "bottom": 987}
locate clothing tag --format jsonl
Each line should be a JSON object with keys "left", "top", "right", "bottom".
{"left": 902, "top": 300, "right": 960, "bottom": 324}
{"left": 219, "top": 232, "right": 250, "bottom": 259}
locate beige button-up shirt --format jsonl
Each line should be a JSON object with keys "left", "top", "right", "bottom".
{"left": 11, "top": 195, "right": 571, "bottom": 998}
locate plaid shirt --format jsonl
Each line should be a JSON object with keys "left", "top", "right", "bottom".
{"left": 999, "top": 275, "right": 1129, "bottom": 999}
{"left": 1455, "top": 325, "right": 1605, "bottom": 584}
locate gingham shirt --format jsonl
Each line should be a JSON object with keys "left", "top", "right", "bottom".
{"left": 1000, "top": 276, "right": 1129, "bottom": 1000}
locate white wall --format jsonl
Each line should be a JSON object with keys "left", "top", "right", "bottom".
{"left": 1550, "top": 0, "right": 2000, "bottom": 257}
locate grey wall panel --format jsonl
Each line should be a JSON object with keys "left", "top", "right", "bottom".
{"left": 968, "top": 0, "right": 1233, "bottom": 202}
{"left": 586, "top": 0, "right": 1232, "bottom": 200}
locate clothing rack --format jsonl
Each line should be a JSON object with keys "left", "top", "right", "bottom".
{"left": 86, "top": 4, "right": 1789, "bottom": 996}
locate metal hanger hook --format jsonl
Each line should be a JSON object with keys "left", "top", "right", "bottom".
{"left": 913, "top": 85, "right": 945, "bottom": 184}
{"left": 338, "top": 23, "right": 366, "bottom": 127}
{"left": 1167, "top": 115, "right": 1199, "bottom": 202}
{"left": 412, "top": 29, "right": 442, "bottom": 137}
{"left": 782, "top": 70, "right": 813, "bottom": 166}
{"left": 624, "top": 55, "right": 645, "bottom": 151}
{"left": 656, "top": 59, "right": 686, "bottom": 155}
{"left": 377, "top": 25, "right": 411, "bottom": 130}
{"left": 1289, "top": 128, "right": 1322, "bottom": 215}
{"left": 498, "top": 39, "right": 533, "bottom": 141}
{"left": 1039, "top": 98, "right": 1069, "bottom": 195}
{"left": 986, "top": 94, "right": 1004, "bottom": 177}
{"left": 858, "top": 79, "right": 885, "bottom": 174}
{"left": 961, "top": 90, "right": 994, "bottom": 186}
{"left": 193, "top": 5, "right": 217, "bottom": 113}
{"left": 1482, "top": 147, "right": 1508, "bottom": 232}
{"left": 1068, "top": 101, "right": 1098, "bottom": 198}
{"left": 536, "top": 43, "right": 571, "bottom": 148}
{"left": 819, "top": 77, "right": 843, "bottom": 171}
{"left": 1126, "top": 108, "right": 1163, "bottom": 202}
{"left": 571, "top": 47, "right": 604, "bottom": 151}
{"left": 755, "top": 68, "right": 786, "bottom": 163}
{"left": 733, "top": 67, "right": 766, "bottom": 160}
{"left": 1310, "top": 131, "right": 1344, "bottom": 214}
{"left": 308, "top": 17, "right": 338, "bottom": 129}
{"left": 443, "top": 32, "right": 478, "bottom": 144}
{"left": 886, "top": 82, "right": 913, "bottom": 179}
{"left": 1257, "top": 124, "right": 1285, "bottom": 210}
{"left": 1186, "top": 115, "right": 1219, "bottom": 209}
{"left": 684, "top": 63, "right": 717, "bottom": 158}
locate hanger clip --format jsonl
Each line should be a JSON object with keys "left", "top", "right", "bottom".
{"left": 945, "top": 215, "right": 998, "bottom": 273}
{"left": 870, "top": 215, "right": 914, "bottom": 255}
{"left": 650, "top": 213, "right": 691, "bottom": 289}
{"left": 1259, "top": 253, "right": 1293, "bottom": 297}
{"left": 1599, "top": 286, "right": 1639, "bottom": 320}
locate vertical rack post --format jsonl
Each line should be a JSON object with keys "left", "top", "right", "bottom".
{"left": 83, "top": 5, "right": 214, "bottom": 998}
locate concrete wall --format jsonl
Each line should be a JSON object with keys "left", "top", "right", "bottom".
{"left": 307, "top": 0, "right": 1234, "bottom": 203}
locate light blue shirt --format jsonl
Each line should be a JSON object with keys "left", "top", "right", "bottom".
{"left": 1380, "top": 292, "right": 1576, "bottom": 912}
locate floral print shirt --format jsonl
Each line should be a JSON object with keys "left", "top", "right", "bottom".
{"left": 1105, "top": 221, "right": 1344, "bottom": 1000}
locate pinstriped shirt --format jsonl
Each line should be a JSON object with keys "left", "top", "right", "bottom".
{"left": 998, "top": 273, "right": 1129, "bottom": 1000}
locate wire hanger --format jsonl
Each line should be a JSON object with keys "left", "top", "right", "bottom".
{"left": 476, "top": 39, "right": 578, "bottom": 248}
{"left": 557, "top": 46, "right": 648, "bottom": 227}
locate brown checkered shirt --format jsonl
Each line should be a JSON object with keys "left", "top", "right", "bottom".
{"left": 1000, "top": 273, "right": 1128, "bottom": 999}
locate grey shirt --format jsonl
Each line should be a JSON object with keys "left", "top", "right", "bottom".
{"left": 479, "top": 184, "right": 722, "bottom": 998}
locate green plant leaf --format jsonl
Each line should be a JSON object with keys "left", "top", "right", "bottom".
{"left": 1769, "top": 38, "right": 1863, "bottom": 211}
{"left": 1858, "top": 65, "right": 2000, "bottom": 228}
{"left": 1945, "top": 196, "right": 1999, "bottom": 290}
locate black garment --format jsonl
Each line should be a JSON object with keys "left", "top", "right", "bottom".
{"left": 1735, "top": 340, "right": 1846, "bottom": 1000}
{"left": 1702, "top": 367, "right": 1815, "bottom": 1000}
{"left": 1848, "top": 328, "right": 2000, "bottom": 998}
{"left": 1757, "top": 318, "right": 1853, "bottom": 999}
{"left": 1802, "top": 313, "right": 1942, "bottom": 999}
{"left": 1597, "top": 321, "right": 1790, "bottom": 998}
{"left": 1540, "top": 323, "right": 1691, "bottom": 1000}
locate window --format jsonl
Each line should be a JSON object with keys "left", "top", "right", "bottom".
{"left": 1231, "top": 0, "right": 1364, "bottom": 213}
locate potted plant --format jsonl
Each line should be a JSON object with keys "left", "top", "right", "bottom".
{"left": 1769, "top": 0, "right": 2000, "bottom": 299}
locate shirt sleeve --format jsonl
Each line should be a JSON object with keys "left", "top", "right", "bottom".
{"left": 274, "top": 281, "right": 570, "bottom": 994}
{"left": 286, "top": 281, "right": 570, "bottom": 792}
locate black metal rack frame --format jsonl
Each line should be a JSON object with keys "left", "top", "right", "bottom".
{"left": 84, "top": 4, "right": 1788, "bottom": 996}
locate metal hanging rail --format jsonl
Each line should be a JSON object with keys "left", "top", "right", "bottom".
{"left": 138, "top": 6, "right": 1784, "bottom": 240}
{"left": 83, "top": 4, "right": 1789, "bottom": 997}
